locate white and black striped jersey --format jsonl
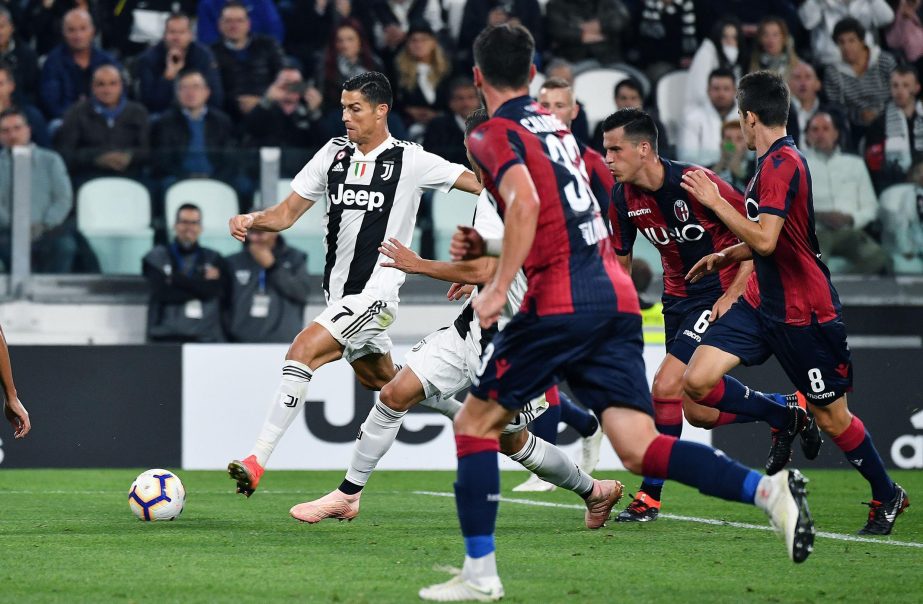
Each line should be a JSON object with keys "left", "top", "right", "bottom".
{"left": 453, "top": 191, "right": 528, "bottom": 357}
{"left": 291, "top": 135, "right": 467, "bottom": 302}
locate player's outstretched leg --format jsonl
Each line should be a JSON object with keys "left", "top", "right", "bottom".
{"left": 420, "top": 397, "right": 510, "bottom": 602}
{"left": 504, "top": 430, "right": 622, "bottom": 529}
{"left": 512, "top": 393, "right": 560, "bottom": 492}
{"left": 557, "top": 391, "right": 603, "bottom": 474}
{"left": 813, "top": 398, "right": 909, "bottom": 535}
{"left": 605, "top": 406, "right": 815, "bottom": 563}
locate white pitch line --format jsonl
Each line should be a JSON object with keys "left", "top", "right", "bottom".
{"left": 414, "top": 490, "right": 923, "bottom": 550}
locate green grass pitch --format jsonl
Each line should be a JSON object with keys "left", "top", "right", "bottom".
{"left": 0, "top": 469, "right": 920, "bottom": 603}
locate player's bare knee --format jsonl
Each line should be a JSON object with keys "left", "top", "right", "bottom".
{"left": 811, "top": 403, "right": 851, "bottom": 436}
{"left": 652, "top": 372, "right": 683, "bottom": 401}
{"left": 378, "top": 382, "right": 410, "bottom": 412}
{"left": 357, "top": 373, "right": 390, "bottom": 391}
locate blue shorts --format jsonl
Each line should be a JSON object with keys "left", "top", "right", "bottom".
{"left": 663, "top": 295, "right": 719, "bottom": 365}
{"left": 702, "top": 299, "right": 853, "bottom": 405}
{"left": 470, "top": 311, "right": 652, "bottom": 417}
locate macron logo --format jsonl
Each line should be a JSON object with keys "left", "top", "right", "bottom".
{"left": 329, "top": 183, "right": 385, "bottom": 211}
{"left": 628, "top": 208, "right": 652, "bottom": 217}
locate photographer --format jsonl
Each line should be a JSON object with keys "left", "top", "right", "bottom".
{"left": 136, "top": 12, "right": 224, "bottom": 115}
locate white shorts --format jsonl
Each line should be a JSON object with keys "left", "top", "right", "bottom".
{"left": 405, "top": 324, "right": 548, "bottom": 433}
{"left": 314, "top": 293, "right": 397, "bottom": 364}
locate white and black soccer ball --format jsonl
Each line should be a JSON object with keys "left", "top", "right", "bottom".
{"left": 128, "top": 469, "right": 186, "bottom": 521}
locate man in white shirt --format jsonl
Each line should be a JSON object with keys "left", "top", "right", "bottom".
{"left": 225, "top": 72, "right": 482, "bottom": 503}
{"left": 803, "top": 111, "right": 889, "bottom": 273}
{"left": 677, "top": 68, "right": 738, "bottom": 166}
{"left": 788, "top": 62, "right": 823, "bottom": 144}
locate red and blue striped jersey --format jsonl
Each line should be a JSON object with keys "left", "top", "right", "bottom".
{"left": 581, "top": 142, "right": 615, "bottom": 222}
{"left": 742, "top": 136, "right": 842, "bottom": 325}
{"left": 467, "top": 96, "right": 638, "bottom": 317}
{"left": 609, "top": 159, "right": 745, "bottom": 300}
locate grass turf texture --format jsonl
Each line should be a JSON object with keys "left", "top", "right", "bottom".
{"left": 0, "top": 469, "right": 920, "bottom": 603}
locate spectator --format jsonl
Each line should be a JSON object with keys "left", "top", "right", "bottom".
{"left": 151, "top": 70, "right": 243, "bottom": 198}
{"left": 0, "top": 64, "right": 49, "bottom": 147}
{"left": 197, "top": 0, "right": 283, "bottom": 46}
{"left": 422, "top": 77, "right": 480, "bottom": 167}
{"left": 747, "top": 16, "right": 800, "bottom": 80}
{"left": 695, "top": 0, "right": 802, "bottom": 39}
{"left": 545, "top": 0, "right": 630, "bottom": 64}
{"left": 101, "top": 0, "right": 197, "bottom": 58}
{"left": 787, "top": 61, "right": 823, "bottom": 146}
{"left": 881, "top": 159, "right": 923, "bottom": 269}
{"left": 317, "top": 19, "right": 382, "bottom": 113}
{"left": 23, "top": 0, "right": 105, "bottom": 57}
{"left": 799, "top": 0, "right": 894, "bottom": 65}
{"left": 283, "top": 0, "right": 353, "bottom": 72}
{"left": 677, "top": 67, "right": 737, "bottom": 166}
{"left": 865, "top": 65, "right": 923, "bottom": 191}
{"left": 136, "top": 12, "right": 224, "bottom": 115}
{"left": 457, "top": 0, "right": 543, "bottom": 72}
{"left": 685, "top": 16, "right": 747, "bottom": 109}
{"left": 393, "top": 21, "right": 451, "bottom": 137}
{"left": 211, "top": 1, "right": 285, "bottom": 118}
{"left": 0, "top": 108, "right": 78, "bottom": 273}
{"left": 886, "top": 0, "right": 923, "bottom": 73}
{"left": 710, "top": 119, "right": 754, "bottom": 190}
{"left": 823, "top": 17, "right": 897, "bottom": 143}
{"left": 39, "top": 9, "right": 121, "bottom": 122}
{"left": 224, "top": 230, "right": 310, "bottom": 343}
{"left": 628, "top": 0, "right": 698, "bottom": 82}
{"left": 243, "top": 67, "right": 325, "bottom": 177}
{"left": 591, "top": 77, "right": 671, "bottom": 157}
{"left": 803, "top": 111, "right": 889, "bottom": 274}
{"left": 143, "top": 203, "right": 226, "bottom": 342}
{"left": 357, "top": 0, "right": 445, "bottom": 61}
{"left": 543, "top": 58, "right": 590, "bottom": 144}
{"left": 56, "top": 65, "right": 149, "bottom": 186}
{"left": 0, "top": 5, "right": 39, "bottom": 105}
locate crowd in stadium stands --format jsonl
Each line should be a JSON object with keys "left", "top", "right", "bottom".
{"left": 2, "top": 0, "right": 923, "bottom": 278}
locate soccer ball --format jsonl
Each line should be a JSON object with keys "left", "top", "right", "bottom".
{"left": 128, "top": 469, "right": 186, "bottom": 521}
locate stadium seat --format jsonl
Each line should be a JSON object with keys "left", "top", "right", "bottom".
{"left": 431, "top": 189, "right": 478, "bottom": 261}
{"left": 76, "top": 177, "right": 154, "bottom": 274}
{"left": 656, "top": 70, "right": 689, "bottom": 142}
{"left": 164, "top": 179, "right": 242, "bottom": 256}
{"left": 573, "top": 68, "right": 629, "bottom": 131}
{"left": 528, "top": 71, "right": 546, "bottom": 99}
{"left": 879, "top": 183, "right": 923, "bottom": 274}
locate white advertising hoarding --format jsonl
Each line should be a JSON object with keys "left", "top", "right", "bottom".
{"left": 182, "top": 343, "right": 711, "bottom": 470}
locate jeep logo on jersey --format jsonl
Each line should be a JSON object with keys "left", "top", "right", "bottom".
{"left": 674, "top": 199, "right": 690, "bottom": 222}
{"left": 642, "top": 224, "right": 705, "bottom": 246}
{"left": 745, "top": 197, "right": 760, "bottom": 222}
{"left": 329, "top": 183, "right": 386, "bottom": 210}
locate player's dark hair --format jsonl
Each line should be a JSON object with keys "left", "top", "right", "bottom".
{"left": 601, "top": 108, "right": 659, "bottom": 154}
{"left": 893, "top": 64, "right": 919, "bottom": 81}
{"left": 464, "top": 107, "right": 489, "bottom": 138}
{"left": 473, "top": 24, "right": 534, "bottom": 90}
{"left": 737, "top": 70, "right": 790, "bottom": 127}
{"left": 708, "top": 67, "right": 736, "bottom": 85}
{"left": 832, "top": 17, "right": 865, "bottom": 43}
{"left": 176, "top": 203, "right": 201, "bottom": 220}
{"left": 343, "top": 71, "right": 393, "bottom": 109}
{"left": 614, "top": 77, "right": 643, "bottom": 99}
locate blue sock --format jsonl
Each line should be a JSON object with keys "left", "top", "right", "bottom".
{"left": 833, "top": 416, "right": 896, "bottom": 503}
{"left": 664, "top": 440, "right": 762, "bottom": 504}
{"left": 699, "top": 376, "right": 791, "bottom": 430}
{"left": 455, "top": 448, "right": 500, "bottom": 558}
{"left": 559, "top": 392, "right": 598, "bottom": 438}
{"left": 530, "top": 403, "right": 561, "bottom": 445}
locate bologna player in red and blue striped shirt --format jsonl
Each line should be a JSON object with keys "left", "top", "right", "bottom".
{"left": 419, "top": 25, "right": 815, "bottom": 604}
{"left": 681, "top": 70, "right": 908, "bottom": 536}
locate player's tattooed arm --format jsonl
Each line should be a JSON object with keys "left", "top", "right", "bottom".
{"left": 229, "top": 191, "right": 316, "bottom": 241}
{"left": 379, "top": 237, "right": 496, "bottom": 284}
{"left": 0, "top": 323, "right": 29, "bottom": 439}
{"left": 680, "top": 170, "right": 785, "bottom": 256}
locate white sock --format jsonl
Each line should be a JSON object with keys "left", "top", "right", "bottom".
{"left": 509, "top": 432, "right": 595, "bottom": 497}
{"left": 344, "top": 400, "right": 407, "bottom": 487}
{"left": 418, "top": 395, "right": 463, "bottom": 420}
{"left": 248, "top": 360, "right": 313, "bottom": 467}
{"left": 462, "top": 552, "right": 498, "bottom": 581}
{"left": 753, "top": 475, "right": 774, "bottom": 512}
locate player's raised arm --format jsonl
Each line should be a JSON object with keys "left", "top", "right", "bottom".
{"left": 229, "top": 191, "right": 315, "bottom": 241}
{"left": 0, "top": 322, "right": 29, "bottom": 439}
{"left": 379, "top": 237, "right": 496, "bottom": 284}
{"left": 473, "top": 164, "right": 540, "bottom": 328}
